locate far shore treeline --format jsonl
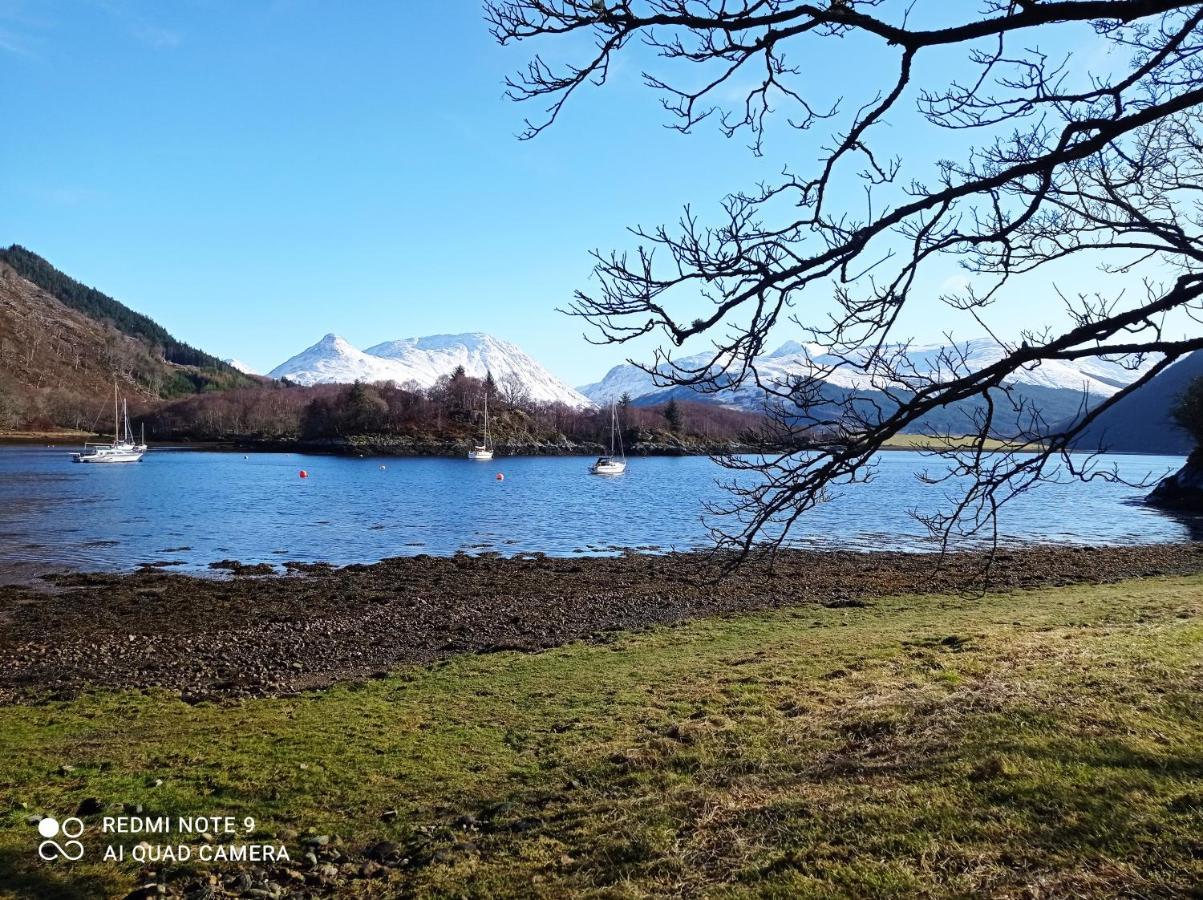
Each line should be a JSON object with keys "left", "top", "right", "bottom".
{"left": 136, "top": 369, "right": 768, "bottom": 455}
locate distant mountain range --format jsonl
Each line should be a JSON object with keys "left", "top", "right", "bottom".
{"left": 252, "top": 332, "right": 1197, "bottom": 446}
{"left": 4, "top": 243, "right": 1195, "bottom": 453}
{"left": 578, "top": 338, "right": 1169, "bottom": 440}
{"left": 579, "top": 338, "right": 1157, "bottom": 406}
{"left": 267, "top": 333, "right": 594, "bottom": 408}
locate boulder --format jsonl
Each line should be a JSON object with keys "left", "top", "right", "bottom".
{"left": 1146, "top": 449, "right": 1203, "bottom": 512}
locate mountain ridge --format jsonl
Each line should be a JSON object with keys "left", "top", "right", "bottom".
{"left": 268, "top": 332, "right": 594, "bottom": 408}
{"left": 0, "top": 245, "right": 238, "bottom": 372}
{"left": 578, "top": 338, "right": 1159, "bottom": 406}
{"left": 578, "top": 338, "right": 1165, "bottom": 440}
{"left": 0, "top": 259, "right": 250, "bottom": 430}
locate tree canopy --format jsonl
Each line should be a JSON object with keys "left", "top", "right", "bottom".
{"left": 488, "top": 0, "right": 1203, "bottom": 557}
{"left": 1173, "top": 376, "right": 1203, "bottom": 445}
{"left": 1, "top": 244, "right": 232, "bottom": 371}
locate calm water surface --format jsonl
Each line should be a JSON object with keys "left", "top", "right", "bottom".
{"left": 0, "top": 446, "right": 1194, "bottom": 574}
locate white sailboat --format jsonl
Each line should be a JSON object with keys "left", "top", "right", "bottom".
{"left": 468, "top": 393, "right": 494, "bottom": 460}
{"left": 72, "top": 383, "right": 146, "bottom": 464}
{"left": 590, "top": 403, "right": 627, "bottom": 475}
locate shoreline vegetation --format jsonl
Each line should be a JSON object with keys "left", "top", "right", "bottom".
{"left": 7, "top": 371, "right": 774, "bottom": 457}
{"left": 1, "top": 361, "right": 1044, "bottom": 459}
{"left": 0, "top": 430, "right": 1023, "bottom": 456}
{"left": 0, "top": 547, "right": 1200, "bottom": 897}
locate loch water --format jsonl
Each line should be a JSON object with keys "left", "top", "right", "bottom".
{"left": 0, "top": 445, "right": 1194, "bottom": 575}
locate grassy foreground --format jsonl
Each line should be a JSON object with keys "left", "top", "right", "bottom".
{"left": 1, "top": 576, "right": 1201, "bottom": 898}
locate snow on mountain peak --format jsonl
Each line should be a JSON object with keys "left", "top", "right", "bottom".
{"left": 267, "top": 334, "right": 405, "bottom": 387}
{"left": 267, "top": 332, "right": 594, "bottom": 408}
{"left": 223, "top": 358, "right": 258, "bottom": 375}
{"left": 579, "top": 337, "right": 1160, "bottom": 407}
{"left": 766, "top": 340, "right": 826, "bottom": 358}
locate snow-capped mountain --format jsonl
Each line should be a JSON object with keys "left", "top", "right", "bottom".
{"left": 268, "top": 333, "right": 593, "bottom": 408}
{"left": 579, "top": 337, "right": 1159, "bottom": 408}
{"left": 224, "top": 358, "right": 258, "bottom": 375}
{"left": 363, "top": 334, "right": 593, "bottom": 407}
{"left": 267, "top": 335, "right": 407, "bottom": 386}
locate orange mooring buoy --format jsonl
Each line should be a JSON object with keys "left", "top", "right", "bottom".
{"left": 299, "top": 469, "right": 309, "bottom": 479}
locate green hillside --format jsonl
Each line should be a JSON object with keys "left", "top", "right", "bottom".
{"left": 0, "top": 248, "right": 254, "bottom": 431}
{"left": 0, "top": 245, "right": 232, "bottom": 371}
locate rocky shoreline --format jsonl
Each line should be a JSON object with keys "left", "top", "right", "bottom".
{"left": 2, "top": 543, "right": 1200, "bottom": 704}
{"left": 142, "top": 433, "right": 764, "bottom": 457}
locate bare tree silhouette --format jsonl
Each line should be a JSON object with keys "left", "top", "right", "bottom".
{"left": 487, "top": 0, "right": 1203, "bottom": 560}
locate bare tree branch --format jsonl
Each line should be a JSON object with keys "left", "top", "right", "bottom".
{"left": 490, "top": 0, "right": 1203, "bottom": 559}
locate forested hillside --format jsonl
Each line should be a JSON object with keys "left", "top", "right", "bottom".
{"left": 0, "top": 245, "right": 231, "bottom": 369}
{"left": 0, "top": 251, "right": 254, "bottom": 431}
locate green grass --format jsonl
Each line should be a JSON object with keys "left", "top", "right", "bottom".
{"left": 1, "top": 576, "right": 1202, "bottom": 897}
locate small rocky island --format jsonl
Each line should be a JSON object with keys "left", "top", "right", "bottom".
{"left": 1148, "top": 449, "right": 1203, "bottom": 512}
{"left": 1146, "top": 376, "right": 1203, "bottom": 513}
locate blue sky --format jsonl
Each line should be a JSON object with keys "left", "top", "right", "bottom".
{"left": 0, "top": 1, "right": 1179, "bottom": 385}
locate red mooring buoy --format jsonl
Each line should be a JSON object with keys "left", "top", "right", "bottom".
{"left": 299, "top": 469, "right": 309, "bottom": 479}
{"left": 496, "top": 472, "right": 504, "bottom": 481}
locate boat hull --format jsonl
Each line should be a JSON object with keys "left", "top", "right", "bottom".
{"left": 590, "top": 461, "right": 627, "bottom": 475}
{"left": 468, "top": 449, "right": 494, "bottom": 460}
{"left": 73, "top": 449, "right": 145, "bottom": 464}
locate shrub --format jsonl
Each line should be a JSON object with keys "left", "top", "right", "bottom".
{"left": 1172, "top": 376, "right": 1203, "bottom": 446}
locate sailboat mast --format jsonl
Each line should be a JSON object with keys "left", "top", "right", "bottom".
{"left": 114, "top": 382, "right": 119, "bottom": 443}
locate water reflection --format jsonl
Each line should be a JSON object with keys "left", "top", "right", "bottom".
{"left": 0, "top": 446, "right": 1193, "bottom": 574}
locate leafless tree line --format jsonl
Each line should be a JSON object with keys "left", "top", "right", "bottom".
{"left": 140, "top": 375, "right": 763, "bottom": 447}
